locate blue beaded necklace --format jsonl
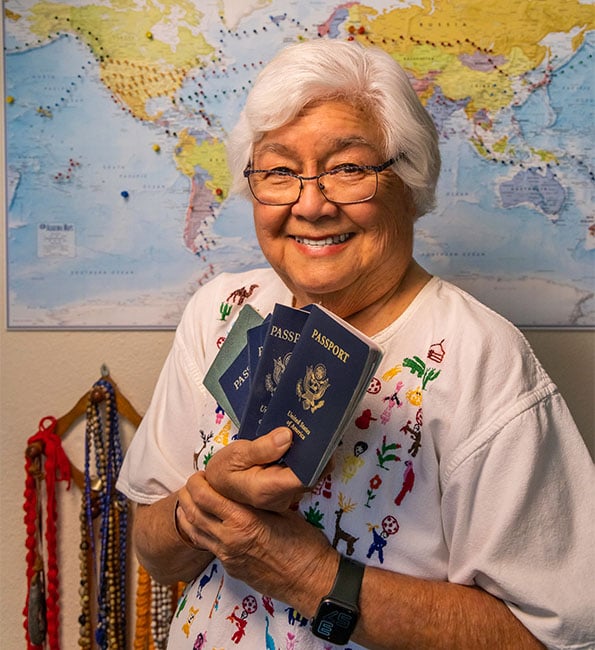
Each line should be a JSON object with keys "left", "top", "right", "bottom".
{"left": 80, "top": 378, "right": 128, "bottom": 649}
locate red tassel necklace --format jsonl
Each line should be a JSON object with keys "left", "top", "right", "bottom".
{"left": 23, "top": 416, "right": 72, "bottom": 649}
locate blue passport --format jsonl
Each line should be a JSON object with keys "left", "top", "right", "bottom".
{"left": 247, "top": 316, "right": 270, "bottom": 377}
{"left": 218, "top": 342, "right": 252, "bottom": 426}
{"left": 238, "top": 303, "right": 310, "bottom": 439}
{"left": 255, "top": 304, "right": 384, "bottom": 487}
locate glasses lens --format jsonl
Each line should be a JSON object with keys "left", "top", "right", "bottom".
{"left": 321, "top": 168, "right": 378, "bottom": 203}
{"left": 248, "top": 171, "right": 301, "bottom": 205}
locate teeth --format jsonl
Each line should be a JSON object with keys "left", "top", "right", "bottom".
{"left": 295, "top": 233, "right": 351, "bottom": 246}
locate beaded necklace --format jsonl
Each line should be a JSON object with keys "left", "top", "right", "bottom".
{"left": 78, "top": 379, "right": 128, "bottom": 650}
{"left": 23, "top": 416, "right": 72, "bottom": 650}
{"left": 132, "top": 565, "right": 185, "bottom": 650}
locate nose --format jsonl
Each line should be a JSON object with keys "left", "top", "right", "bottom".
{"left": 291, "top": 177, "right": 337, "bottom": 221}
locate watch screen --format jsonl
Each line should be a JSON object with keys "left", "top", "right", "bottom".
{"left": 313, "top": 600, "right": 357, "bottom": 645}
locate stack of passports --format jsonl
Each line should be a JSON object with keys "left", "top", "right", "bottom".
{"left": 204, "top": 302, "right": 384, "bottom": 487}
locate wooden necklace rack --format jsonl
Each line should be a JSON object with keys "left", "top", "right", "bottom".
{"left": 23, "top": 365, "right": 180, "bottom": 650}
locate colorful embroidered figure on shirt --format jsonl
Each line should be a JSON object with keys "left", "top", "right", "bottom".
{"left": 400, "top": 409, "right": 423, "bottom": 457}
{"left": 192, "top": 630, "right": 207, "bottom": 649}
{"left": 203, "top": 446, "right": 215, "bottom": 467}
{"left": 175, "top": 590, "right": 188, "bottom": 617}
{"left": 376, "top": 434, "right": 401, "bottom": 470}
{"left": 341, "top": 440, "right": 368, "bottom": 482}
{"left": 403, "top": 355, "right": 441, "bottom": 390}
{"left": 182, "top": 606, "right": 199, "bottom": 638}
{"left": 312, "top": 472, "right": 333, "bottom": 500}
{"left": 242, "top": 595, "right": 258, "bottom": 614}
{"left": 406, "top": 385, "right": 423, "bottom": 407}
{"left": 193, "top": 430, "right": 214, "bottom": 470}
{"left": 427, "top": 339, "right": 446, "bottom": 363}
{"left": 214, "top": 419, "right": 232, "bottom": 446}
{"left": 208, "top": 575, "right": 225, "bottom": 619}
{"left": 380, "top": 381, "right": 404, "bottom": 424}
{"left": 226, "top": 605, "right": 248, "bottom": 644}
{"left": 365, "top": 474, "right": 383, "bottom": 508}
{"left": 355, "top": 408, "right": 377, "bottom": 429}
{"left": 366, "top": 525, "right": 388, "bottom": 563}
{"left": 219, "top": 302, "right": 232, "bottom": 321}
{"left": 367, "top": 376, "right": 382, "bottom": 394}
{"left": 395, "top": 461, "right": 415, "bottom": 506}
{"left": 332, "top": 493, "right": 359, "bottom": 556}
{"left": 265, "top": 616, "right": 275, "bottom": 650}
{"left": 381, "top": 365, "right": 402, "bottom": 382}
{"left": 227, "top": 284, "right": 259, "bottom": 305}
{"left": 196, "top": 563, "right": 218, "bottom": 599}
{"left": 227, "top": 598, "right": 256, "bottom": 645}
{"left": 262, "top": 596, "right": 275, "bottom": 617}
{"left": 285, "top": 608, "right": 309, "bottom": 626}
{"left": 366, "top": 515, "right": 400, "bottom": 563}
{"left": 303, "top": 501, "right": 325, "bottom": 529}
{"left": 215, "top": 404, "right": 225, "bottom": 424}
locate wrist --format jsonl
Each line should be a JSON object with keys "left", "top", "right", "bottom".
{"left": 311, "top": 554, "right": 365, "bottom": 645}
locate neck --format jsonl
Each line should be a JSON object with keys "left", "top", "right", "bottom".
{"left": 293, "top": 260, "right": 431, "bottom": 336}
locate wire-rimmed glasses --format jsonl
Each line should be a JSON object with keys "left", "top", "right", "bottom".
{"left": 243, "top": 158, "right": 397, "bottom": 206}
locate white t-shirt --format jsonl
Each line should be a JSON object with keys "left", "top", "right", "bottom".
{"left": 117, "top": 267, "right": 595, "bottom": 650}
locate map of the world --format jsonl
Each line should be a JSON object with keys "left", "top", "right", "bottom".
{"left": 4, "top": 0, "right": 594, "bottom": 328}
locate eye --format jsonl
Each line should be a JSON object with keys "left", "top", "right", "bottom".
{"left": 260, "top": 168, "right": 296, "bottom": 186}
{"left": 330, "top": 163, "right": 366, "bottom": 175}
{"left": 269, "top": 166, "right": 294, "bottom": 176}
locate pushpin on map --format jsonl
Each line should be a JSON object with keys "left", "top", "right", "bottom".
{"left": 146, "top": 31, "right": 153, "bottom": 39}
{"left": 152, "top": 143, "right": 161, "bottom": 152}
{"left": 6, "top": 96, "right": 15, "bottom": 104}
{"left": 120, "top": 190, "right": 130, "bottom": 199}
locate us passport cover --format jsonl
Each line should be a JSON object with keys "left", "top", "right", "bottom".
{"left": 256, "top": 303, "right": 383, "bottom": 487}
{"left": 238, "top": 303, "right": 310, "bottom": 439}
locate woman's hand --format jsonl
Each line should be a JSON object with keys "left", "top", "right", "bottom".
{"left": 203, "top": 427, "right": 308, "bottom": 511}
{"left": 175, "top": 431, "right": 338, "bottom": 614}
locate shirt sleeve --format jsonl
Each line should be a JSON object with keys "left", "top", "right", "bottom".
{"left": 442, "top": 390, "right": 595, "bottom": 649}
{"left": 116, "top": 285, "right": 215, "bottom": 504}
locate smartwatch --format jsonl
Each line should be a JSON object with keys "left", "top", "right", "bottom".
{"left": 311, "top": 555, "right": 365, "bottom": 645}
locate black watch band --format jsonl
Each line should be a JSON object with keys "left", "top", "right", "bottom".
{"left": 311, "top": 555, "right": 365, "bottom": 645}
{"left": 332, "top": 555, "right": 365, "bottom": 603}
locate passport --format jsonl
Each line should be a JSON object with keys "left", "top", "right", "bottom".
{"left": 255, "top": 304, "right": 383, "bottom": 486}
{"left": 247, "top": 315, "right": 271, "bottom": 377}
{"left": 204, "top": 302, "right": 383, "bottom": 487}
{"left": 218, "top": 341, "right": 251, "bottom": 428}
{"left": 203, "top": 304, "right": 264, "bottom": 427}
{"left": 238, "top": 303, "right": 310, "bottom": 440}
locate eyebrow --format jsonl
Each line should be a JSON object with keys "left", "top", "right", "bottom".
{"left": 253, "top": 135, "right": 379, "bottom": 159}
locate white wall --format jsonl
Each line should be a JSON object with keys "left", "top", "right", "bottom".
{"left": 1, "top": 29, "right": 592, "bottom": 650}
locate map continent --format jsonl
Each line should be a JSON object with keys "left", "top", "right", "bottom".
{"left": 3, "top": 0, "right": 594, "bottom": 327}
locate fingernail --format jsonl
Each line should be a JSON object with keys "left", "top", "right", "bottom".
{"left": 274, "top": 428, "right": 292, "bottom": 447}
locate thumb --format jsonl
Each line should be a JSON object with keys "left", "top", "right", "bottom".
{"left": 247, "top": 427, "right": 293, "bottom": 465}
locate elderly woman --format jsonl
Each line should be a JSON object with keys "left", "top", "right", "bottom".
{"left": 117, "top": 40, "right": 593, "bottom": 649}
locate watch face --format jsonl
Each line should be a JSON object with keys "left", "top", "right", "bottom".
{"left": 312, "top": 599, "right": 358, "bottom": 645}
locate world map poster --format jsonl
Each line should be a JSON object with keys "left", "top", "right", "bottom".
{"left": 3, "top": 0, "right": 594, "bottom": 329}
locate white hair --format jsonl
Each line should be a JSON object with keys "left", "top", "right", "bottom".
{"left": 227, "top": 39, "right": 441, "bottom": 219}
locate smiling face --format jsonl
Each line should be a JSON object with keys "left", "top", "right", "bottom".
{"left": 250, "top": 100, "right": 419, "bottom": 322}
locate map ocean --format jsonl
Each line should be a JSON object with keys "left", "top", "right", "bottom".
{"left": 4, "top": 1, "right": 594, "bottom": 328}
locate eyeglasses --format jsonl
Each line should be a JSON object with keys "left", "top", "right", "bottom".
{"left": 243, "top": 158, "right": 397, "bottom": 206}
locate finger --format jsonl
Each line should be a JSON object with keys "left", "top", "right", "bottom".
{"left": 176, "top": 478, "right": 221, "bottom": 549}
{"left": 238, "top": 426, "right": 294, "bottom": 467}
